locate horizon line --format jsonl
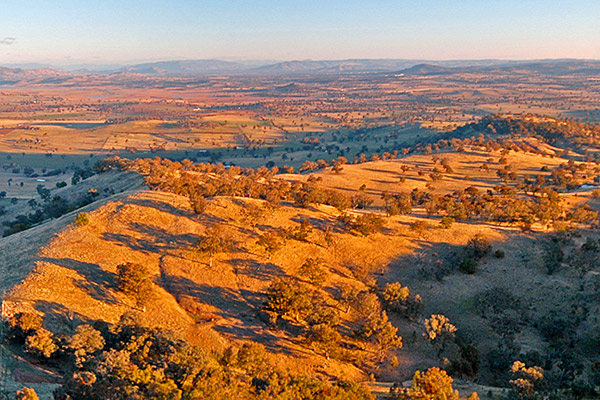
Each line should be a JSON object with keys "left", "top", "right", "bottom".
{"left": 2, "top": 57, "right": 600, "bottom": 70}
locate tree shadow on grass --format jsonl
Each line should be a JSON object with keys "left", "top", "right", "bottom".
{"left": 159, "top": 274, "right": 296, "bottom": 353}
{"left": 290, "top": 214, "right": 339, "bottom": 232}
{"left": 34, "top": 300, "right": 94, "bottom": 333}
{"left": 102, "top": 227, "right": 197, "bottom": 255}
{"left": 227, "top": 258, "right": 285, "bottom": 283}
{"left": 127, "top": 197, "right": 194, "bottom": 218}
{"left": 129, "top": 222, "right": 198, "bottom": 248}
{"left": 38, "top": 257, "right": 120, "bottom": 305}
{"left": 160, "top": 275, "right": 251, "bottom": 317}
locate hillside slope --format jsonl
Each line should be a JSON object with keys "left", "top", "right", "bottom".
{"left": 3, "top": 133, "right": 600, "bottom": 398}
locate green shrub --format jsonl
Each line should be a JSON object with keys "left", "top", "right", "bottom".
{"left": 25, "top": 328, "right": 57, "bottom": 358}
{"left": 75, "top": 212, "right": 90, "bottom": 226}
{"left": 465, "top": 234, "right": 491, "bottom": 260}
{"left": 439, "top": 216, "right": 455, "bottom": 229}
{"left": 264, "top": 277, "right": 312, "bottom": 322}
{"left": 411, "top": 220, "right": 428, "bottom": 236}
{"left": 459, "top": 257, "right": 478, "bottom": 274}
{"left": 116, "top": 262, "right": 153, "bottom": 306}
{"left": 298, "top": 257, "right": 328, "bottom": 287}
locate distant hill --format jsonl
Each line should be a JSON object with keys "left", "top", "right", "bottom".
{"left": 485, "top": 60, "right": 600, "bottom": 75}
{"left": 120, "top": 58, "right": 600, "bottom": 76}
{"left": 253, "top": 59, "right": 420, "bottom": 74}
{"left": 0, "top": 66, "right": 75, "bottom": 85}
{"left": 1, "top": 58, "right": 599, "bottom": 81}
{"left": 399, "top": 63, "right": 455, "bottom": 76}
{"left": 118, "top": 59, "right": 249, "bottom": 75}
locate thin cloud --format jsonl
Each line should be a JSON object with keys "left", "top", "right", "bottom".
{"left": 0, "top": 37, "right": 16, "bottom": 45}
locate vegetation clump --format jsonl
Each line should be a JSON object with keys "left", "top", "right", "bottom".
{"left": 439, "top": 215, "right": 455, "bottom": 229}
{"left": 390, "top": 367, "right": 479, "bottom": 400}
{"left": 75, "top": 212, "right": 90, "bottom": 226}
{"left": 53, "top": 324, "right": 375, "bottom": 400}
{"left": 338, "top": 212, "right": 385, "bottom": 236}
{"left": 381, "top": 282, "right": 423, "bottom": 320}
{"left": 298, "top": 257, "right": 328, "bottom": 287}
{"left": 116, "top": 262, "right": 153, "bottom": 307}
{"left": 264, "top": 277, "right": 312, "bottom": 322}
{"left": 196, "top": 225, "right": 231, "bottom": 267}
{"left": 14, "top": 388, "right": 40, "bottom": 400}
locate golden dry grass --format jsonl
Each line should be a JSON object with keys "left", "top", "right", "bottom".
{"left": 1, "top": 181, "right": 521, "bottom": 383}
{"left": 2, "top": 146, "right": 599, "bottom": 398}
{"left": 282, "top": 140, "right": 583, "bottom": 209}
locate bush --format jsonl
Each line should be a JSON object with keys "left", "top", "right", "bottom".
{"left": 15, "top": 388, "right": 40, "bottom": 400}
{"left": 424, "top": 314, "right": 457, "bottom": 344}
{"left": 116, "top": 262, "right": 153, "bottom": 307}
{"left": 381, "top": 282, "right": 423, "bottom": 320}
{"left": 67, "top": 324, "right": 105, "bottom": 366}
{"left": 338, "top": 213, "right": 384, "bottom": 236}
{"left": 9, "top": 312, "right": 42, "bottom": 334}
{"left": 8, "top": 312, "right": 43, "bottom": 342}
{"left": 264, "top": 277, "right": 312, "bottom": 322}
{"left": 189, "top": 193, "right": 207, "bottom": 214}
{"left": 25, "top": 328, "right": 58, "bottom": 358}
{"left": 391, "top": 367, "right": 478, "bottom": 400}
{"left": 196, "top": 225, "right": 231, "bottom": 266}
{"left": 450, "top": 344, "right": 481, "bottom": 378}
{"left": 307, "top": 324, "right": 342, "bottom": 358}
{"left": 459, "top": 257, "right": 478, "bottom": 274}
{"left": 381, "top": 192, "right": 412, "bottom": 216}
{"left": 439, "top": 216, "right": 455, "bottom": 229}
{"left": 285, "top": 220, "right": 313, "bottom": 241}
{"left": 298, "top": 257, "right": 328, "bottom": 287}
{"left": 75, "top": 212, "right": 90, "bottom": 226}
{"left": 382, "top": 282, "right": 410, "bottom": 305}
{"left": 236, "top": 342, "right": 270, "bottom": 376}
{"left": 494, "top": 249, "right": 505, "bottom": 258}
{"left": 411, "top": 220, "right": 428, "bottom": 236}
{"left": 465, "top": 234, "right": 491, "bottom": 260}
{"left": 306, "top": 302, "right": 340, "bottom": 327}
{"left": 256, "top": 232, "right": 282, "bottom": 258}
{"left": 354, "top": 311, "right": 402, "bottom": 358}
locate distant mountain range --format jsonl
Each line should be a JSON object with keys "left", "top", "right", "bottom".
{"left": 1, "top": 59, "right": 599, "bottom": 82}
{"left": 111, "top": 58, "right": 600, "bottom": 76}
{"left": 117, "top": 60, "right": 248, "bottom": 75}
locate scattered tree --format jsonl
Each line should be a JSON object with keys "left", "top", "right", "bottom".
{"left": 391, "top": 367, "right": 479, "bottom": 400}
{"left": 256, "top": 232, "right": 282, "bottom": 259}
{"left": 298, "top": 257, "right": 328, "bottom": 287}
{"left": 196, "top": 225, "right": 231, "bottom": 267}
{"left": 264, "top": 277, "right": 312, "bottom": 322}
{"left": 25, "top": 328, "right": 57, "bottom": 358}
{"left": 116, "top": 262, "right": 153, "bottom": 307}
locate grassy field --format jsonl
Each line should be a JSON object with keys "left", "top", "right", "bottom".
{"left": 2, "top": 138, "right": 600, "bottom": 398}
{"left": 1, "top": 70, "right": 600, "bottom": 398}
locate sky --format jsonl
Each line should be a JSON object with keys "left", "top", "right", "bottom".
{"left": 0, "top": 0, "right": 599, "bottom": 65}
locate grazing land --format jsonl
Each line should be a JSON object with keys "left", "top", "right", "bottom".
{"left": 1, "top": 61, "right": 600, "bottom": 400}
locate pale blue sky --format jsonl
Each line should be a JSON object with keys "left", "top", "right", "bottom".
{"left": 1, "top": 0, "right": 598, "bottom": 64}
